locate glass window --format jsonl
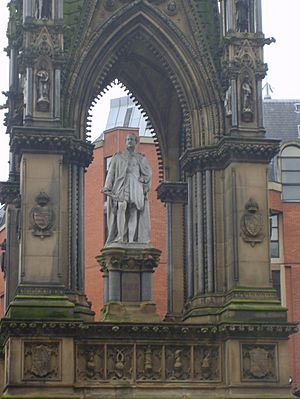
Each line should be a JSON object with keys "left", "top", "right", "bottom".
{"left": 272, "top": 270, "right": 281, "bottom": 302}
{"left": 281, "top": 146, "right": 300, "bottom": 201}
{"left": 270, "top": 214, "right": 279, "bottom": 258}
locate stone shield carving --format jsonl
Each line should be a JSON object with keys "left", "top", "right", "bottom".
{"left": 23, "top": 341, "right": 60, "bottom": 380}
{"left": 240, "top": 198, "right": 264, "bottom": 247}
{"left": 242, "top": 344, "right": 277, "bottom": 381}
{"left": 30, "top": 192, "right": 54, "bottom": 238}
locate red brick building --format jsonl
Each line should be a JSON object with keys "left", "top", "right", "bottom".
{"left": 84, "top": 127, "right": 167, "bottom": 319}
{"left": 265, "top": 99, "right": 300, "bottom": 387}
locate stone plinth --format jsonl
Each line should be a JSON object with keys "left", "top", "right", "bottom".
{"left": 97, "top": 244, "right": 161, "bottom": 322}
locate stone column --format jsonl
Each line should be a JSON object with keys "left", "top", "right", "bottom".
{"left": 157, "top": 181, "right": 187, "bottom": 320}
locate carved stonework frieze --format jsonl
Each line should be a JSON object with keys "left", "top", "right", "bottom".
{"left": 194, "top": 346, "right": 220, "bottom": 381}
{"left": 10, "top": 127, "right": 94, "bottom": 167}
{"left": 0, "top": 181, "right": 20, "bottom": 205}
{"left": 242, "top": 344, "right": 277, "bottom": 381}
{"left": 180, "top": 137, "right": 280, "bottom": 173}
{"left": 156, "top": 181, "right": 188, "bottom": 204}
{"left": 240, "top": 198, "right": 264, "bottom": 247}
{"left": 107, "top": 345, "right": 133, "bottom": 380}
{"left": 137, "top": 345, "right": 162, "bottom": 380}
{"left": 23, "top": 341, "right": 60, "bottom": 380}
{"left": 165, "top": 346, "right": 191, "bottom": 380}
{"left": 76, "top": 344, "right": 104, "bottom": 381}
{"left": 30, "top": 192, "right": 54, "bottom": 238}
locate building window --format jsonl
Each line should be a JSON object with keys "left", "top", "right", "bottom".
{"left": 281, "top": 146, "right": 300, "bottom": 201}
{"left": 272, "top": 270, "right": 281, "bottom": 302}
{"left": 294, "top": 103, "right": 300, "bottom": 113}
{"left": 270, "top": 214, "right": 279, "bottom": 258}
{"left": 123, "top": 107, "right": 133, "bottom": 127}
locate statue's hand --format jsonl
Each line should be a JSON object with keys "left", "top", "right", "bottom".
{"left": 101, "top": 187, "right": 110, "bottom": 194}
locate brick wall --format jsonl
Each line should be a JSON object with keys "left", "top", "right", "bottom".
{"left": 269, "top": 188, "right": 300, "bottom": 385}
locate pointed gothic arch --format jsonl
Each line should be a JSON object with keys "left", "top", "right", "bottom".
{"left": 63, "top": 1, "right": 224, "bottom": 179}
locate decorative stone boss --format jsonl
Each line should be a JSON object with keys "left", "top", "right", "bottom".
{"left": 99, "top": 134, "right": 160, "bottom": 319}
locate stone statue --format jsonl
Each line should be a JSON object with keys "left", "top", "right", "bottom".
{"left": 35, "top": 0, "right": 52, "bottom": 19}
{"left": 224, "top": 85, "right": 232, "bottom": 117}
{"left": 241, "top": 77, "right": 254, "bottom": 121}
{"left": 36, "top": 69, "right": 50, "bottom": 111}
{"left": 235, "top": 0, "right": 249, "bottom": 32}
{"left": 101, "top": 134, "right": 152, "bottom": 244}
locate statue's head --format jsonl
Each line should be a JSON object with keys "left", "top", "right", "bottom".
{"left": 126, "top": 134, "right": 138, "bottom": 150}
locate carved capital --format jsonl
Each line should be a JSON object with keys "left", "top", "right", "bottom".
{"left": 156, "top": 181, "right": 188, "bottom": 204}
{"left": 0, "top": 181, "right": 20, "bottom": 205}
{"left": 180, "top": 137, "right": 280, "bottom": 174}
{"left": 10, "top": 127, "right": 94, "bottom": 167}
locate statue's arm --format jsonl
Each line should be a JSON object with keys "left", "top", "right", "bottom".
{"left": 101, "top": 154, "right": 117, "bottom": 193}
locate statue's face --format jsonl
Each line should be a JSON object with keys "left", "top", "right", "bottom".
{"left": 126, "top": 135, "right": 137, "bottom": 150}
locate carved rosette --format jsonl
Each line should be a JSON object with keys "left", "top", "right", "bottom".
{"left": 194, "top": 346, "right": 221, "bottom": 381}
{"left": 240, "top": 198, "right": 264, "bottom": 247}
{"left": 76, "top": 344, "right": 104, "bottom": 381}
{"left": 23, "top": 341, "right": 61, "bottom": 380}
{"left": 242, "top": 344, "right": 277, "bottom": 381}
{"left": 30, "top": 192, "right": 54, "bottom": 238}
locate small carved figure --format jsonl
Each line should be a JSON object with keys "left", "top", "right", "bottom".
{"left": 241, "top": 77, "right": 254, "bottom": 122}
{"left": 36, "top": 69, "right": 50, "bottom": 112}
{"left": 166, "top": 0, "right": 178, "bottom": 16}
{"left": 224, "top": 85, "right": 232, "bottom": 117}
{"left": 101, "top": 134, "right": 152, "bottom": 244}
{"left": 86, "top": 352, "right": 96, "bottom": 378}
{"left": 235, "top": 0, "right": 249, "bottom": 32}
{"left": 35, "top": 0, "right": 52, "bottom": 19}
{"left": 144, "top": 346, "right": 153, "bottom": 378}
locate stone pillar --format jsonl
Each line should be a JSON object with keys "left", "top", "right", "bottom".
{"left": 2, "top": 126, "right": 94, "bottom": 320}
{"left": 97, "top": 245, "right": 161, "bottom": 322}
{"left": 157, "top": 182, "right": 187, "bottom": 320}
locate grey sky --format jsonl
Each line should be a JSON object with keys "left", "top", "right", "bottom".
{"left": 0, "top": 0, "right": 300, "bottom": 182}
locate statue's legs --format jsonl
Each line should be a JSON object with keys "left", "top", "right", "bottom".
{"left": 116, "top": 201, "right": 127, "bottom": 242}
{"left": 128, "top": 206, "right": 137, "bottom": 242}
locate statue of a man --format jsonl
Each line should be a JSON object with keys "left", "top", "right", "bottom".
{"left": 235, "top": 0, "right": 249, "bottom": 32}
{"left": 101, "top": 134, "right": 152, "bottom": 244}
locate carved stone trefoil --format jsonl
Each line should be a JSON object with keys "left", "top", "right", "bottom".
{"left": 240, "top": 198, "right": 264, "bottom": 247}
{"left": 242, "top": 344, "right": 277, "bottom": 381}
{"left": 23, "top": 341, "right": 60, "bottom": 380}
{"left": 30, "top": 192, "right": 54, "bottom": 238}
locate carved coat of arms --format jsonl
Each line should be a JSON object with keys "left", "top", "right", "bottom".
{"left": 31, "top": 345, "right": 53, "bottom": 378}
{"left": 30, "top": 192, "right": 54, "bottom": 238}
{"left": 243, "top": 345, "right": 276, "bottom": 381}
{"left": 240, "top": 198, "right": 264, "bottom": 247}
{"left": 24, "top": 342, "right": 59, "bottom": 380}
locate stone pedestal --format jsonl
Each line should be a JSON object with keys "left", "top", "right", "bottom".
{"left": 97, "top": 244, "right": 161, "bottom": 322}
